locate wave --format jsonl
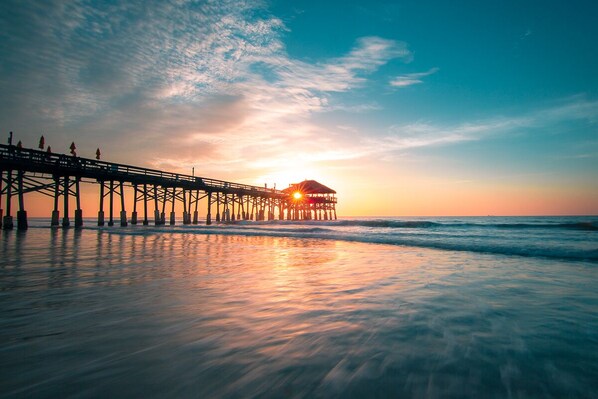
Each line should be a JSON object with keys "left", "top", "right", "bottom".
{"left": 27, "top": 217, "right": 598, "bottom": 231}
{"left": 333, "top": 220, "right": 598, "bottom": 231}
{"left": 95, "top": 224, "right": 598, "bottom": 262}
{"left": 30, "top": 216, "right": 597, "bottom": 262}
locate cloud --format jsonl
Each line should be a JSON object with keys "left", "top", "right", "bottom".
{"left": 329, "top": 103, "right": 382, "bottom": 113}
{"left": 373, "top": 97, "right": 598, "bottom": 152}
{"left": 389, "top": 67, "right": 439, "bottom": 88}
{"left": 0, "top": 0, "right": 409, "bottom": 177}
{"left": 6, "top": 1, "right": 593, "bottom": 191}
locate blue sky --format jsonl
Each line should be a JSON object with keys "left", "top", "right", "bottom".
{"left": 1, "top": 0, "right": 597, "bottom": 215}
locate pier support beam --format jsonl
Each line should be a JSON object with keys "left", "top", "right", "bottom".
{"left": 75, "top": 177, "right": 83, "bottom": 228}
{"left": 225, "top": 195, "right": 231, "bottom": 223}
{"left": 206, "top": 192, "right": 212, "bottom": 225}
{"left": 98, "top": 181, "right": 105, "bottom": 226}
{"left": 183, "top": 189, "right": 190, "bottom": 225}
{"left": 17, "top": 211, "right": 26, "bottom": 230}
{"left": 193, "top": 190, "right": 199, "bottom": 224}
{"left": 143, "top": 183, "right": 149, "bottom": 225}
{"left": 2, "top": 215, "right": 12, "bottom": 230}
{"left": 2, "top": 170, "right": 13, "bottom": 230}
{"left": 62, "top": 175, "right": 70, "bottom": 227}
{"left": 119, "top": 182, "right": 127, "bottom": 227}
{"left": 215, "top": 193, "right": 220, "bottom": 223}
{"left": 153, "top": 185, "right": 160, "bottom": 226}
{"left": 161, "top": 186, "right": 167, "bottom": 225}
{"left": 170, "top": 187, "right": 175, "bottom": 225}
{"left": 0, "top": 171, "right": 3, "bottom": 229}
{"left": 131, "top": 184, "right": 138, "bottom": 225}
{"left": 231, "top": 195, "right": 236, "bottom": 222}
{"left": 17, "top": 170, "right": 27, "bottom": 230}
{"left": 239, "top": 196, "right": 245, "bottom": 220}
{"left": 108, "top": 181, "right": 114, "bottom": 226}
{"left": 0, "top": 172, "right": 3, "bottom": 229}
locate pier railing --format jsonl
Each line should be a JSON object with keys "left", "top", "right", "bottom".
{"left": 0, "top": 144, "right": 284, "bottom": 197}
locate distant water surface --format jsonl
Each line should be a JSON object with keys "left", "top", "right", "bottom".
{"left": 1, "top": 216, "right": 597, "bottom": 397}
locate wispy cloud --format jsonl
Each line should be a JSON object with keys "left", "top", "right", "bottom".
{"left": 261, "top": 96, "right": 598, "bottom": 170}
{"left": 389, "top": 67, "right": 439, "bottom": 88}
{"left": 372, "top": 97, "right": 598, "bottom": 152}
{"left": 0, "top": 0, "right": 410, "bottom": 180}
{"left": 3, "top": 0, "right": 596, "bottom": 192}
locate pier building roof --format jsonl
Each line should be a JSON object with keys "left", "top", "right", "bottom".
{"left": 282, "top": 180, "right": 336, "bottom": 195}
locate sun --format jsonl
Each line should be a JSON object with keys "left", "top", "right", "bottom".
{"left": 293, "top": 192, "right": 302, "bottom": 200}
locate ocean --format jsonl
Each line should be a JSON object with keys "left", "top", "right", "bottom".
{"left": 1, "top": 216, "right": 597, "bottom": 398}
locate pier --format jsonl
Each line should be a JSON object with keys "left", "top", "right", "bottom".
{"left": 0, "top": 143, "right": 337, "bottom": 230}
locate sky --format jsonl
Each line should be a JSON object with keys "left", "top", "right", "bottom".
{"left": 1, "top": 0, "right": 597, "bottom": 216}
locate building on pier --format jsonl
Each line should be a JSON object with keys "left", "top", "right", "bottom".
{"left": 283, "top": 180, "right": 337, "bottom": 221}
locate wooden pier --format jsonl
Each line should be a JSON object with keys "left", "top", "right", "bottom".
{"left": 0, "top": 143, "right": 337, "bottom": 230}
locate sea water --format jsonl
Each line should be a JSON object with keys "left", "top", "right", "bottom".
{"left": 1, "top": 217, "right": 597, "bottom": 398}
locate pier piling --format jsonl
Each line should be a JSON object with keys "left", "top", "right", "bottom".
{"left": 98, "top": 181, "right": 105, "bottom": 226}
{"left": 3, "top": 170, "right": 14, "bottom": 230}
{"left": 143, "top": 183, "right": 149, "bottom": 225}
{"left": 131, "top": 184, "right": 138, "bottom": 225}
{"left": 62, "top": 175, "right": 70, "bottom": 227}
{"left": 169, "top": 187, "right": 175, "bottom": 225}
{"left": 17, "top": 170, "right": 27, "bottom": 230}
{"left": 108, "top": 181, "right": 114, "bottom": 226}
{"left": 153, "top": 185, "right": 159, "bottom": 225}
{"left": 206, "top": 192, "right": 212, "bottom": 225}
{"left": 75, "top": 177, "right": 83, "bottom": 228}
{"left": 119, "top": 182, "right": 127, "bottom": 227}
{"left": 0, "top": 171, "right": 3, "bottom": 229}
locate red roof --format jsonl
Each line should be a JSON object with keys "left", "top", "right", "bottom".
{"left": 282, "top": 180, "right": 336, "bottom": 195}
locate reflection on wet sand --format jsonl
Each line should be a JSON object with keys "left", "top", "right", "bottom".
{"left": 1, "top": 228, "right": 597, "bottom": 397}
